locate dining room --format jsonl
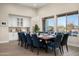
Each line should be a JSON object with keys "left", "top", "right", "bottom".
{"left": 0, "top": 3, "right": 79, "bottom": 56}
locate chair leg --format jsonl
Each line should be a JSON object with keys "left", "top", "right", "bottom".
{"left": 61, "top": 46, "right": 64, "bottom": 53}
{"left": 18, "top": 39, "right": 21, "bottom": 45}
{"left": 21, "top": 41, "right": 23, "bottom": 47}
{"left": 31, "top": 46, "right": 33, "bottom": 52}
{"left": 59, "top": 46, "right": 62, "bottom": 54}
{"left": 45, "top": 47, "right": 48, "bottom": 53}
{"left": 37, "top": 48, "right": 39, "bottom": 55}
{"left": 66, "top": 44, "right": 68, "bottom": 52}
{"left": 24, "top": 42, "right": 27, "bottom": 48}
{"left": 53, "top": 48, "right": 56, "bottom": 56}
{"left": 26, "top": 44, "right": 28, "bottom": 49}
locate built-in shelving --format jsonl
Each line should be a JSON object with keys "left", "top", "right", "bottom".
{"left": 8, "top": 14, "right": 31, "bottom": 41}
{"left": 8, "top": 27, "right": 30, "bottom": 32}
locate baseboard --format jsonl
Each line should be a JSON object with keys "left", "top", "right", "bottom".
{"left": 9, "top": 39, "right": 18, "bottom": 41}
{"left": 0, "top": 41, "right": 9, "bottom": 44}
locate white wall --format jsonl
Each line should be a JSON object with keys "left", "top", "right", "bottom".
{"left": 0, "top": 4, "right": 36, "bottom": 43}
{"left": 1, "top": 3, "right": 79, "bottom": 43}
{"left": 38, "top": 3, "right": 79, "bottom": 31}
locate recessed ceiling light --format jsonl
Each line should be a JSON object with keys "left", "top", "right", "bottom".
{"left": 33, "top": 4, "right": 37, "bottom": 7}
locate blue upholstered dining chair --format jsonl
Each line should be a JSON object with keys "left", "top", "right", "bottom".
{"left": 47, "top": 34, "right": 63, "bottom": 56}
{"left": 20, "top": 32, "right": 27, "bottom": 47}
{"left": 26, "top": 33, "right": 33, "bottom": 49}
{"left": 31, "top": 34, "right": 46, "bottom": 55}
{"left": 18, "top": 32, "right": 22, "bottom": 45}
{"left": 61, "top": 33, "right": 69, "bottom": 53}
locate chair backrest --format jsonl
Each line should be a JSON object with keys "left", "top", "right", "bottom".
{"left": 26, "top": 33, "right": 32, "bottom": 45}
{"left": 18, "top": 32, "right": 21, "bottom": 41}
{"left": 61, "top": 33, "right": 69, "bottom": 45}
{"left": 55, "top": 34, "right": 63, "bottom": 44}
{"left": 18, "top": 32, "right": 23, "bottom": 41}
{"left": 20, "top": 32, "right": 27, "bottom": 42}
{"left": 31, "top": 34, "right": 40, "bottom": 48}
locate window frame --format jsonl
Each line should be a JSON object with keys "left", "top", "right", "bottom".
{"left": 42, "top": 16, "right": 55, "bottom": 32}
{"left": 42, "top": 11, "right": 79, "bottom": 33}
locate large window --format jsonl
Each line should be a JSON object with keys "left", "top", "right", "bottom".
{"left": 57, "top": 11, "right": 79, "bottom": 34}
{"left": 57, "top": 15, "right": 66, "bottom": 32}
{"left": 67, "top": 14, "right": 79, "bottom": 32}
{"left": 42, "top": 11, "right": 79, "bottom": 36}
{"left": 43, "top": 17, "right": 56, "bottom": 32}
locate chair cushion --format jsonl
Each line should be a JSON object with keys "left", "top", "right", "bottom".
{"left": 47, "top": 42, "right": 59, "bottom": 48}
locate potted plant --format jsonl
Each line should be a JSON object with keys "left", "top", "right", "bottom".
{"left": 33, "top": 24, "right": 40, "bottom": 33}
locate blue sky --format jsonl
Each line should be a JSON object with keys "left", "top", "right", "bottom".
{"left": 47, "top": 18, "right": 56, "bottom": 26}
{"left": 67, "top": 14, "right": 78, "bottom": 26}
{"left": 58, "top": 16, "right": 66, "bottom": 27}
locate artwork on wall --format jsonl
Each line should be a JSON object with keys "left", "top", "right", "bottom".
{"left": 0, "top": 20, "right": 8, "bottom": 27}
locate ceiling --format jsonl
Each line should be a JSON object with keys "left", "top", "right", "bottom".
{"left": 18, "top": 3, "right": 49, "bottom": 9}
